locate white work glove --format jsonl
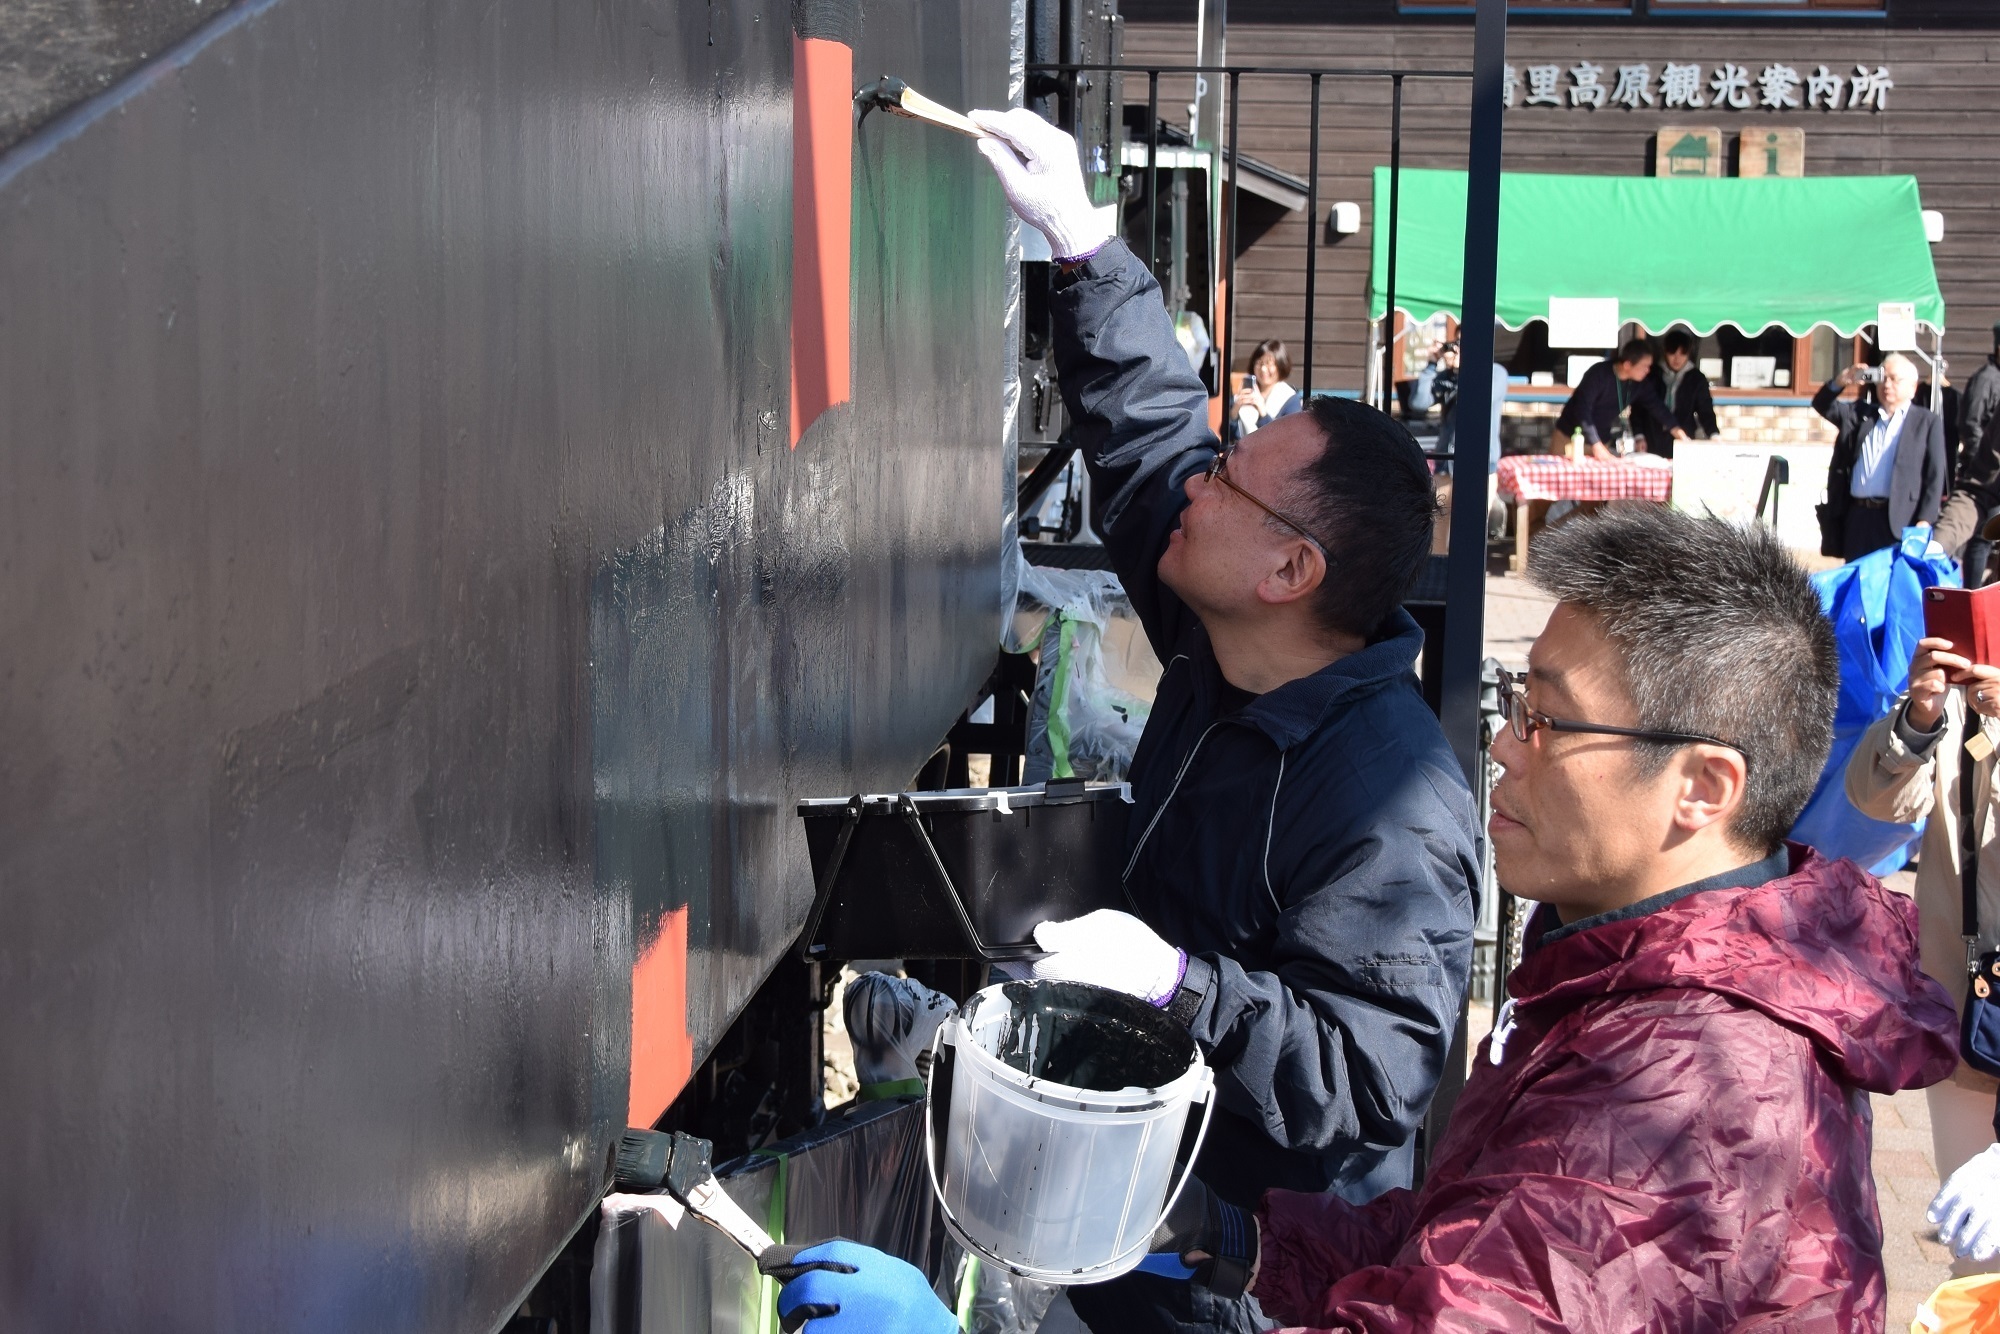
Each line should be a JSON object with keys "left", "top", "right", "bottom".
{"left": 1030, "top": 909, "right": 1186, "bottom": 1007}
{"left": 967, "top": 107, "right": 1114, "bottom": 264}
{"left": 844, "top": 973, "right": 954, "bottom": 1092}
{"left": 1929, "top": 1142, "right": 2000, "bottom": 1262}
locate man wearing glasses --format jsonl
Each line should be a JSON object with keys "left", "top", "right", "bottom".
{"left": 756, "top": 505, "right": 1960, "bottom": 1332}
{"left": 1132, "top": 505, "right": 1954, "bottom": 1330}
{"left": 964, "top": 108, "right": 1480, "bottom": 1334}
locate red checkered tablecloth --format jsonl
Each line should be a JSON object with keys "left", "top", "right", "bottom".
{"left": 1496, "top": 454, "right": 1673, "bottom": 505}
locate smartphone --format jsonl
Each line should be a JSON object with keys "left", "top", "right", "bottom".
{"left": 1242, "top": 374, "right": 1256, "bottom": 393}
{"left": 1923, "top": 585, "right": 2000, "bottom": 667}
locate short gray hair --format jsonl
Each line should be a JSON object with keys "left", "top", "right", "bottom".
{"left": 1529, "top": 506, "right": 1837, "bottom": 853}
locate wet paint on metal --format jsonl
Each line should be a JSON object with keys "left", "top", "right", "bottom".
{"left": 0, "top": 0, "right": 1007, "bottom": 1328}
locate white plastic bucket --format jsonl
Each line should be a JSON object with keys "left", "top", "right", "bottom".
{"left": 924, "top": 980, "right": 1213, "bottom": 1284}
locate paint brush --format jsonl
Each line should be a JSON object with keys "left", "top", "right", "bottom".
{"left": 856, "top": 77, "right": 1021, "bottom": 157}
{"left": 611, "top": 1128, "right": 777, "bottom": 1260}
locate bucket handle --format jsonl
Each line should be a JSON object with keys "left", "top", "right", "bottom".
{"left": 920, "top": 1013, "right": 1218, "bottom": 1285}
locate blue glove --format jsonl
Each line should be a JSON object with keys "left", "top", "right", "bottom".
{"left": 760, "top": 1239, "right": 957, "bottom": 1334}
{"left": 1141, "top": 1175, "right": 1258, "bottom": 1297}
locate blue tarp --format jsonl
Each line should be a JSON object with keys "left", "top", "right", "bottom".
{"left": 1790, "top": 529, "right": 1959, "bottom": 875}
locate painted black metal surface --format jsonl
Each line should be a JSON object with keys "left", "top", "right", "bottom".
{"left": 0, "top": 0, "right": 1006, "bottom": 1328}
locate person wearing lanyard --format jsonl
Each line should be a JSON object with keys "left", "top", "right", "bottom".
{"left": 1814, "top": 353, "right": 1947, "bottom": 562}
{"left": 1551, "top": 339, "right": 1683, "bottom": 460}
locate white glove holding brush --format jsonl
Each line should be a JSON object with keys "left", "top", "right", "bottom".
{"left": 968, "top": 108, "right": 1114, "bottom": 263}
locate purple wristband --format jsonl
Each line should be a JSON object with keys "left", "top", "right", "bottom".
{"left": 1054, "top": 237, "right": 1111, "bottom": 268}
{"left": 1150, "top": 950, "right": 1190, "bottom": 1008}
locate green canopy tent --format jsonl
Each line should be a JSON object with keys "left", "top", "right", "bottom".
{"left": 1365, "top": 167, "right": 1944, "bottom": 395}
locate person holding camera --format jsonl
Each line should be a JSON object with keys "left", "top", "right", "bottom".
{"left": 1815, "top": 353, "right": 1947, "bottom": 562}
{"left": 1228, "top": 338, "right": 1300, "bottom": 440}
{"left": 1846, "top": 634, "right": 2000, "bottom": 1261}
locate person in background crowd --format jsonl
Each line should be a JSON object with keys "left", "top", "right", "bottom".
{"left": 1229, "top": 337, "right": 1301, "bottom": 440}
{"left": 1411, "top": 337, "right": 1509, "bottom": 538}
{"left": 768, "top": 508, "right": 1960, "bottom": 1333}
{"left": 1552, "top": 338, "right": 1685, "bottom": 460}
{"left": 1931, "top": 1092, "right": 2000, "bottom": 1266}
{"left": 1954, "top": 321, "right": 2000, "bottom": 588}
{"left": 1641, "top": 327, "right": 1718, "bottom": 458}
{"left": 1816, "top": 353, "right": 1948, "bottom": 562}
{"left": 1846, "top": 634, "right": 2000, "bottom": 1270}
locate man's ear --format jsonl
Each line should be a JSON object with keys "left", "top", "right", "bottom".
{"left": 1256, "top": 541, "right": 1327, "bottom": 607}
{"left": 1672, "top": 745, "right": 1750, "bottom": 838}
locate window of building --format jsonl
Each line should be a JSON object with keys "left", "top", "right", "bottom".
{"left": 1399, "top": 0, "right": 1881, "bottom": 11}
{"left": 1398, "top": 1, "right": 1631, "bottom": 13}
{"left": 1648, "top": 0, "right": 1884, "bottom": 12}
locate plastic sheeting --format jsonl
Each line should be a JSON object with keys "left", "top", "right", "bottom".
{"left": 591, "top": 1100, "right": 940, "bottom": 1334}
{"left": 1790, "top": 528, "right": 1960, "bottom": 875}
{"left": 1015, "top": 556, "right": 1152, "bottom": 783}
{"left": 996, "top": 0, "right": 1027, "bottom": 640}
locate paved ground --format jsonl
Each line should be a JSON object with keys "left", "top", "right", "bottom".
{"left": 1483, "top": 569, "right": 1557, "bottom": 671}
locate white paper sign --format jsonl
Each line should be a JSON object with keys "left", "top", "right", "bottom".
{"left": 1878, "top": 301, "right": 1918, "bottom": 352}
{"left": 1548, "top": 297, "right": 1622, "bottom": 349}
{"left": 1731, "top": 356, "right": 1777, "bottom": 390}
{"left": 1566, "top": 355, "right": 1605, "bottom": 388}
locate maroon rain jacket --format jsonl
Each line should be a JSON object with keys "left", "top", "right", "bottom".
{"left": 1251, "top": 846, "right": 1958, "bottom": 1332}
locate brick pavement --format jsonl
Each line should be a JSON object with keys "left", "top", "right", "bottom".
{"left": 1483, "top": 569, "right": 1557, "bottom": 671}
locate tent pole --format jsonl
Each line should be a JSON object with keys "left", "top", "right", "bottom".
{"left": 1364, "top": 318, "right": 1381, "bottom": 408}
{"left": 1382, "top": 75, "right": 1404, "bottom": 409}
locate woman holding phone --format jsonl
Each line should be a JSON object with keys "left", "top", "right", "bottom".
{"left": 1228, "top": 338, "right": 1299, "bottom": 440}
{"left": 1848, "top": 635, "right": 2000, "bottom": 1272}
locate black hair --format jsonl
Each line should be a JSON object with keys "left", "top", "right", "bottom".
{"left": 1528, "top": 505, "right": 1838, "bottom": 854}
{"left": 1616, "top": 338, "right": 1655, "bottom": 366}
{"left": 1662, "top": 329, "right": 1698, "bottom": 357}
{"left": 1250, "top": 339, "right": 1292, "bottom": 381}
{"left": 1290, "top": 396, "right": 1437, "bottom": 642}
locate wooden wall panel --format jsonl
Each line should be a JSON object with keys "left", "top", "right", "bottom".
{"left": 1124, "top": 16, "right": 2000, "bottom": 389}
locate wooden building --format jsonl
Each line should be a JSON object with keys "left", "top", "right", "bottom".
{"left": 1122, "top": 1, "right": 2000, "bottom": 397}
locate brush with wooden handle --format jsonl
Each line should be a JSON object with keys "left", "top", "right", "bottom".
{"left": 855, "top": 77, "right": 1023, "bottom": 158}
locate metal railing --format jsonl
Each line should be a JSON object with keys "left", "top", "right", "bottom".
{"left": 1025, "top": 61, "right": 1473, "bottom": 406}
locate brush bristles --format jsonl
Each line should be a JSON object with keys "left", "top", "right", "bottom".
{"left": 614, "top": 1129, "right": 671, "bottom": 1191}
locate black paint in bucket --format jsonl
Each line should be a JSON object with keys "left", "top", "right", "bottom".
{"left": 992, "top": 981, "right": 1195, "bottom": 1092}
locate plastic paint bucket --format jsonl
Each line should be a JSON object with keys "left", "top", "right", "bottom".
{"left": 924, "top": 980, "right": 1213, "bottom": 1284}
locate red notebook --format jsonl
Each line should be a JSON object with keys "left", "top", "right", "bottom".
{"left": 1922, "top": 584, "right": 2000, "bottom": 667}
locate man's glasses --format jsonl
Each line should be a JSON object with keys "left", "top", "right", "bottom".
{"left": 1496, "top": 668, "right": 1745, "bottom": 757}
{"left": 1202, "top": 446, "right": 1332, "bottom": 558}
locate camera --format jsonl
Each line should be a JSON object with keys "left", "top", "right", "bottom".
{"left": 1856, "top": 365, "right": 1885, "bottom": 385}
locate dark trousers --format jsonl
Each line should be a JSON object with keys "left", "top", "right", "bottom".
{"left": 1965, "top": 503, "right": 2000, "bottom": 588}
{"left": 1842, "top": 504, "right": 1896, "bottom": 562}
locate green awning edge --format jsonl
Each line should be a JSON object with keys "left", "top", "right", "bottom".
{"left": 1365, "top": 167, "right": 1945, "bottom": 340}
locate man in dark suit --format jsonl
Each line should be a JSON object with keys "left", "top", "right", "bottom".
{"left": 1642, "top": 328, "right": 1719, "bottom": 458}
{"left": 1816, "top": 353, "right": 1947, "bottom": 562}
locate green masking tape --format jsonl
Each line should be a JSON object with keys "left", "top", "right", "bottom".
{"left": 750, "top": 1150, "right": 789, "bottom": 1334}
{"left": 857, "top": 1077, "right": 926, "bottom": 1102}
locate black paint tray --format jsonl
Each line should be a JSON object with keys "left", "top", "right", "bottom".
{"left": 796, "top": 780, "right": 1134, "bottom": 962}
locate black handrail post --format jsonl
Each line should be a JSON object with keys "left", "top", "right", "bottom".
{"left": 1303, "top": 73, "right": 1321, "bottom": 400}
{"left": 1147, "top": 71, "right": 1161, "bottom": 278}
{"left": 1442, "top": 0, "right": 1508, "bottom": 788}
{"left": 1223, "top": 69, "right": 1241, "bottom": 417}
{"left": 1383, "top": 73, "right": 1403, "bottom": 412}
